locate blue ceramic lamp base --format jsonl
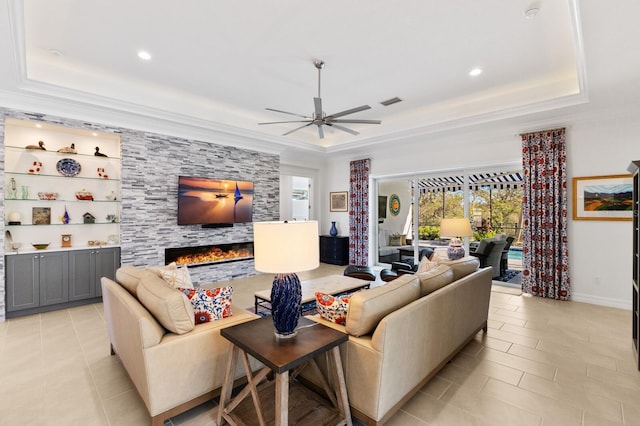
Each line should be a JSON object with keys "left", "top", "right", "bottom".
{"left": 270, "top": 273, "right": 302, "bottom": 338}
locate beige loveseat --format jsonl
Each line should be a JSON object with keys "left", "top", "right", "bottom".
{"left": 101, "top": 265, "right": 260, "bottom": 426}
{"left": 305, "top": 257, "right": 492, "bottom": 425}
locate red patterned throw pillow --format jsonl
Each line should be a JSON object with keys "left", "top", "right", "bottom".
{"left": 315, "top": 292, "right": 353, "bottom": 325}
{"left": 178, "top": 286, "right": 233, "bottom": 324}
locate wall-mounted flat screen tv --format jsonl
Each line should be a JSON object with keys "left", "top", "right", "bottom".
{"left": 177, "top": 176, "right": 254, "bottom": 225}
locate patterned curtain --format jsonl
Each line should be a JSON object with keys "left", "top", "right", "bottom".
{"left": 521, "top": 128, "right": 570, "bottom": 300}
{"left": 349, "top": 159, "right": 371, "bottom": 265}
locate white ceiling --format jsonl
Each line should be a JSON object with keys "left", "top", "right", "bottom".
{"left": 1, "top": 0, "right": 639, "bottom": 153}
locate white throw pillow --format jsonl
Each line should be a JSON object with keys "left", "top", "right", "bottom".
{"left": 160, "top": 265, "right": 193, "bottom": 289}
{"left": 416, "top": 256, "right": 437, "bottom": 273}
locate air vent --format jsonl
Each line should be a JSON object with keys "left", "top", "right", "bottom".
{"left": 380, "top": 97, "right": 403, "bottom": 106}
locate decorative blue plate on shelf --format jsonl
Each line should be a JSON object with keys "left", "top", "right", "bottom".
{"left": 56, "top": 158, "right": 81, "bottom": 177}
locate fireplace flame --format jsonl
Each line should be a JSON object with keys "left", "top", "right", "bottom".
{"left": 173, "top": 247, "right": 252, "bottom": 266}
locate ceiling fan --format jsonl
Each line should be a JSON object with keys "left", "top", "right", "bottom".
{"left": 259, "top": 59, "right": 381, "bottom": 139}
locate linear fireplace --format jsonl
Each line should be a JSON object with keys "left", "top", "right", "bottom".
{"left": 165, "top": 242, "right": 254, "bottom": 268}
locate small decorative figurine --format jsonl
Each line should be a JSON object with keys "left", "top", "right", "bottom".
{"left": 97, "top": 167, "right": 109, "bottom": 179}
{"left": 94, "top": 146, "right": 107, "bottom": 157}
{"left": 60, "top": 206, "right": 70, "bottom": 224}
{"left": 26, "top": 140, "right": 46, "bottom": 150}
{"left": 7, "top": 177, "right": 17, "bottom": 199}
{"left": 57, "top": 143, "right": 77, "bottom": 154}
{"left": 83, "top": 212, "right": 96, "bottom": 224}
{"left": 28, "top": 161, "right": 42, "bottom": 174}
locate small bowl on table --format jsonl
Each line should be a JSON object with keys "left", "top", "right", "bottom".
{"left": 32, "top": 243, "right": 50, "bottom": 250}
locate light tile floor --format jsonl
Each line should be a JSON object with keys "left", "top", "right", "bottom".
{"left": 1, "top": 264, "right": 638, "bottom": 425}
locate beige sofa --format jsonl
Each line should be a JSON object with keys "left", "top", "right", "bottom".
{"left": 304, "top": 257, "right": 492, "bottom": 425}
{"left": 101, "top": 265, "right": 261, "bottom": 426}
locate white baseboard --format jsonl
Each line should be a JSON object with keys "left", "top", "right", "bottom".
{"left": 571, "top": 292, "right": 631, "bottom": 310}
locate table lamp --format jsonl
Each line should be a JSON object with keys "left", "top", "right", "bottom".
{"left": 253, "top": 220, "right": 319, "bottom": 338}
{"left": 439, "top": 218, "right": 473, "bottom": 260}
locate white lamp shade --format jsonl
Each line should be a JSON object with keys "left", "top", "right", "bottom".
{"left": 253, "top": 221, "right": 319, "bottom": 273}
{"left": 439, "top": 218, "right": 473, "bottom": 238}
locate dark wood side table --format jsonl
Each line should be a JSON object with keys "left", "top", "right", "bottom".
{"left": 217, "top": 316, "right": 352, "bottom": 426}
{"left": 319, "top": 235, "right": 349, "bottom": 265}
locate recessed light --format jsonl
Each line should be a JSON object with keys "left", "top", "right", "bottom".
{"left": 92, "top": 132, "right": 98, "bottom": 137}
{"left": 137, "top": 50, "right": 152, "bottom": 61}
{"left": 469, "top": 68, "right": 483, "bottom": 77}
{"left": 35, "top": 124, "right": 42, "bottom": 128}
{"left": 524, "top": 7, "right": 540, "bottom": 18}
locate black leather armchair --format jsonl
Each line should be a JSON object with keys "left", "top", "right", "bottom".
{"left": 380, "top": 248, "right": 434, "bottom": 281}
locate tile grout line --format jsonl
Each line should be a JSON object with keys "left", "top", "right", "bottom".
{"left": 71, "top": 307, "right": 112, "bottom": 426}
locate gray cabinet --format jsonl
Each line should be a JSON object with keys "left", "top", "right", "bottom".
{"left": 5, "top": 247, "right": 120, "bottom": 317}
{"left": 39, "top": 251, "right": 69, "bottom": 306}
{"left": 6, "top": 253, "right": 39, "bottom": 311}
{"left": 69, "top": 247, "right": 120, "bottom": 300}
{"left": 6, "top": 251, "right": 69, "bottom": 312}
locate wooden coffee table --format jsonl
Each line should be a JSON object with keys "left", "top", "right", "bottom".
{"left": 254, "top": 274, "right": 370, "bottom": 316}
{"left": 217, "top": 316, "right": 352, "bottom": 426}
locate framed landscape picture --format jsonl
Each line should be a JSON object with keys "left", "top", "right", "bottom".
{"left": 32, "top": 207, "right": 51, "bottom": 225}
{"left": 330, "top": 191, "right": 348, "bottom": 212}
{"left": 573, "top": 174, "right": 633, "bottom": 221}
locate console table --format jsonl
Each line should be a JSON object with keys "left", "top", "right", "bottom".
{"left": 217, "top": 316, "right": 352, "bottom": 425}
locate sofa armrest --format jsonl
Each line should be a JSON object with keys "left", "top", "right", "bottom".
{"left": 143, "top": 307, "right": 261, "bottom": 416}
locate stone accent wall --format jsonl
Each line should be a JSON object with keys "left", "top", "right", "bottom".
{"left": 0, "top": 107, "right": 279, "bottom": 321}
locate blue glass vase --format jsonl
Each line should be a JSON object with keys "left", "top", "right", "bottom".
{"left": 329, "top": 221, "right": 338, "bottom": 237}
{"left": 270, "top": 273, "right": 302, "bottom": 338}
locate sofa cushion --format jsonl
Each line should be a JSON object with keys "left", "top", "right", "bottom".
{"left": 115, "top": 265, "right": 145, "bottom": 297}
{"left": 415, "top": 264, "right": 454, "bottom": 296}
{"left": 315, "top": 292, "right": 353, "bottom": 325}
{"left": 346, "top": 274, "right": 420, "bottom": 337}
{"left": 438, "top": 256, "right": 480, "bottom": 280}
{"left": 136, "top": 271, "right": 195, "bottom": 334}
{"left": 178, "top": 286, "right": 233, "bottom": 324}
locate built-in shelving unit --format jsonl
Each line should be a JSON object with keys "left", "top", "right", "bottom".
{"left": 4, "top": 118, "right": 121, "bottom": 250}
{"left": 628, "top": 160, "right": 640, "bottom": 370}
{"left": 4, "top": 118, "right": 122, "bottom": 317}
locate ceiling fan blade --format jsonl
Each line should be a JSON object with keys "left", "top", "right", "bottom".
{"left": 259, "top": 120, "right": 312, "bottom": 125}
{"left": 265, "top": 108, "right": 310, "bottom": 119}
{"left": 330, "top": 119, "right": 382, "bottom": 124}
{"left": 317, "top": 124, "right": 324, "bottom": 139}
{"left": 282, "top": 122, "right": 314, "bottom": 136}
{"left": 327, "top": 123, "right": 359, "bottom": 136}
{"left": 313, "top": 97, "right": 323, "bottom": 117}
{"left": 326, "top": 105, "right": 371, "bottom": 119}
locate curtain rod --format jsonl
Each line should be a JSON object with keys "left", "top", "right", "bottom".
{"left": 517, "top": 125, "right": 571, "bottom": 137}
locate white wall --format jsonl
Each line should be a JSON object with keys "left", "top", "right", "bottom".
{"left": 378, "top": 180, "right": 411, "bottom": 236}
{"left": 323, "top": 113, "right": 639, "bottom": 309}
{"left": 566, "top": 113, "right": 639, "bottom": 309}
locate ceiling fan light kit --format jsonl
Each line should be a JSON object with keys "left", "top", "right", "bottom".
{"left": 259, "top": 59, "right": 381, "bottom": 139}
